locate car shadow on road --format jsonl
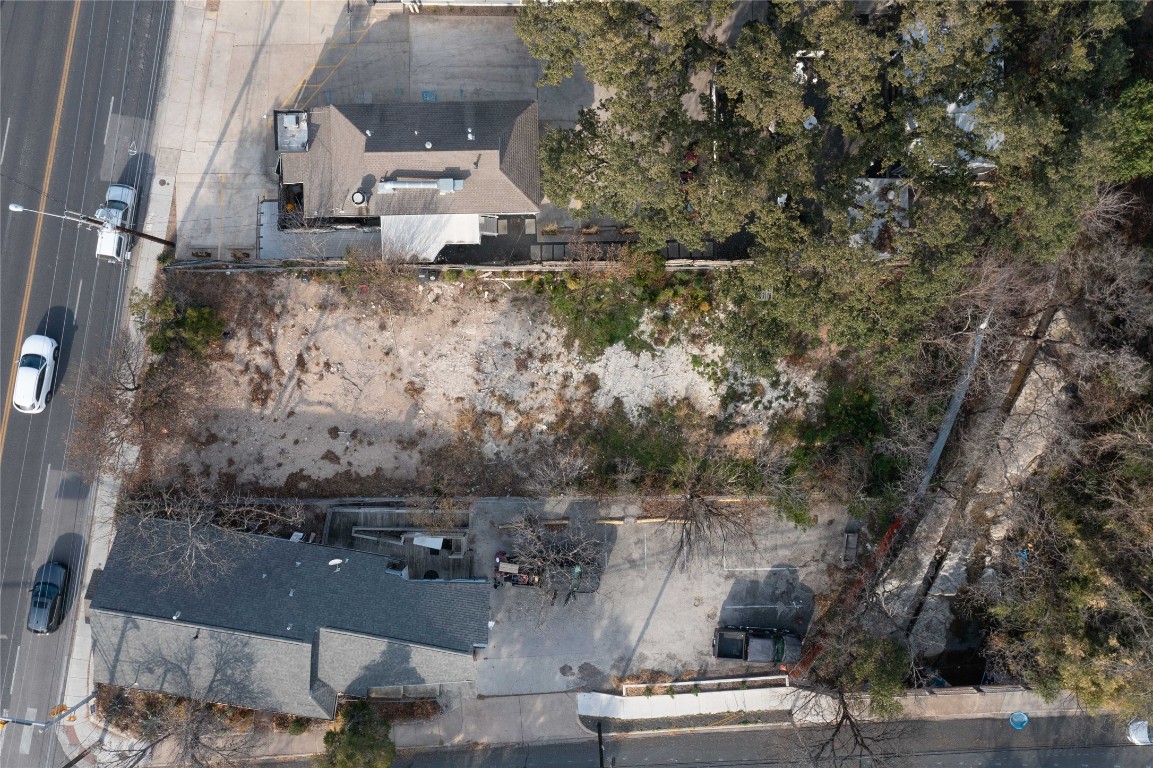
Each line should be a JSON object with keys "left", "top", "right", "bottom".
{"left": 48, "top": 531, "right": 85, "bottom": 609}
{"left": 34, "top": 305, "right": 78, "bottom": 392}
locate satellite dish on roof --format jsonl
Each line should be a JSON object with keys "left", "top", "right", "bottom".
{"left": 328, "top": 558, "right": 343, "bottom": 566}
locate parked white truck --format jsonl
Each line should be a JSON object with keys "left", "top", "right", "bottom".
{"left": 94, "top": 183, "right": 138, "bottom": 263}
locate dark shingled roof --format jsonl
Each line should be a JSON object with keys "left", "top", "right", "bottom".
{"left": 90, "top": 519, "right": 489, "bottom": 718}
{"left": 280, "top": 101, "right": 541, "bottom": 218}
{"left": 91, "top": 519, "right": 490, "bottom": 653}
{"left": 91, "top": 611, "right": 334, "bottom": 719}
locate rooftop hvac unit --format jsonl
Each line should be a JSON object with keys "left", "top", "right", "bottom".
{"left": 377, "top": 178, "right": 464, "bottom": 195}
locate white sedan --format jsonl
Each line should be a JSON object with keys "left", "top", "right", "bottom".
{"left": 1129, "top": 719, "right": 1152, "bottom": 745}
{"left": 11, "top": 334, "right": 59, "bottom": 414}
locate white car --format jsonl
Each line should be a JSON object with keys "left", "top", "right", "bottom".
{"left": 12, "top": 335, "right": 59, "bottom": 414}
{"left": 94, "top": 183, "right": 138, "bottom": 263}
{"left": 1129, "top": 719, "right": 1152, "bottom": 745}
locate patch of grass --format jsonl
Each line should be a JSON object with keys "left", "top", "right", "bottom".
{"left": 800, "top": 383, "right": 883, "bottom": 449}
{"left": 537, "top": 255, "right": 716, "bottom": 359}
{"left": 573, "top": 398, "right": 706, "bottom": 490}
{"left": 540, "top": 272, "right": 649, "bottom": 357}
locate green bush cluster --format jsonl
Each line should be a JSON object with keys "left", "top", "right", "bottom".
{"left": 537, "top": 265, "right": 714, "bottom": 358}
{"left": 129, "top": 289, "right": 226, "bottom": 356}
{"left": 317, "top": 700, "right": 395, "bottom": 768}
{"left": 573, "top": 399, "right": 688, "bottom": 487}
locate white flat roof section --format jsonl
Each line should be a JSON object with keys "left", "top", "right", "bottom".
{"left": 379, "top": 213, "right": 481, "bottom": 263}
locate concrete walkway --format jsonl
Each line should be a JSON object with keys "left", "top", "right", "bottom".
{"left": 392, "top": 692, "right": 592, "bottom": 749}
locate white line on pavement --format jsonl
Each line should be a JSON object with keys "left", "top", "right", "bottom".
{"left": 0, "top": 117, "right": 10, "bottom": 165}
{"left": 104, "top": 97, "right": 115, "bottom": 145}
{"left": 19, "top": 708, "right": 35, "bottom": 753}
{"left": 41, "top": 464, "right": 53, "bottom": 512}
{"left": 9, "top": 646, "right": 19, "bottom": 694}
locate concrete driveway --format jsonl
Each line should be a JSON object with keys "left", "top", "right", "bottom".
{"left": 474, "top": 500, "right": 849, "bottom": 696}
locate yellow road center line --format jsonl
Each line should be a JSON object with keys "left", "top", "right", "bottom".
{"left": 0, "top": 0, "right": 83, "bottom": 450}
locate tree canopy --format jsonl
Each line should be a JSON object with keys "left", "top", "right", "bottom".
{"left": 519, "top": 0, "right": 1147, "bottom": 380}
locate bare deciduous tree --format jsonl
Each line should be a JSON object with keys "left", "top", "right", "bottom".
{"left": 66, "top": 333, "right": 150, "bottom": 479}
{"left": 646, "top": 452, "right": 761, "bottom": 567}
{"left": 67, "top": 328, "right": 193, "bottom": 481}
{"left": 790, "top": 606, "right": 914, "bottom": 767}
{"left": 118, "top": 485, "right": 307, "bottom": 588}
{"left": 1063, "top": 239, "right": 1153, "bottom": 344}
{"left": 791, "top": 686, "right": 912, "bottom": 768}
{"left": 505, "top": 513, "right": 604, "bottom": 600}
{"left": 522, "top": 451, "right": 589, "bottom": 497}
{"left": 1077, "top": 183, "right": 1141, "bottom": 244}
{"left": 96, "top": 632, "right": 263, "bottom": 767}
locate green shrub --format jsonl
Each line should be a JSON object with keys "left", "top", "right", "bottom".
{"left": 574, "top": 399, "right": 688, "bottom": 487}
{"left": 1113, "top": 80, "right": 1153, "bottom": 182}
{"left": 129, "top": 288, "right": 225, "bottom": 357}
{"left": 318, "top": 700, "right": 395, "bottom": 768}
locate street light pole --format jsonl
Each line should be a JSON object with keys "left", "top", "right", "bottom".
{"left": 0, "top": 690, "right": 98, "bottom": 732}
{"left": 9, "top": 202, "right": 175, "bottom": 248}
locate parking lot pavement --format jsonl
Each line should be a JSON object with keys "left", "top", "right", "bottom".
{"left": 475, "top": 501, "right": 850, "bottom": 697}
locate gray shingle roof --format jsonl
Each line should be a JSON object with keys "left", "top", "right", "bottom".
{"left": 90, "top": 519, "right": 490, "bottom": 718}
{"left": 280, "top": 101, "right": 540, "bottom": 218}
{"left": 316, "top": 628, "right": 476, "bottom": 699}
{"left": 91, "top": 611, "right": 333, "bottom": 719}
{"left": 92, "top": 519, "right": 491, "bottom": 653}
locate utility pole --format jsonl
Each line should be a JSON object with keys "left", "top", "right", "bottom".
{"left": 8, "top": 202, "right": 175, "bottom": 248}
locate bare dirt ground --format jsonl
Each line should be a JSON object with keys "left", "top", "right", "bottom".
{"left": 150, "top": 273, "right": 817, "bottom": 496}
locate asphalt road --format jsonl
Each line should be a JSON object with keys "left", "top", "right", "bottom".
{"left": 394, "top": 716, "right": 1151, "bottom": 768}
{"left": 0, "top": 2, "right": 170, "bottom": 766}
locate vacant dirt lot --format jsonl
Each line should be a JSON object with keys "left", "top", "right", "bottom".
{"left": 149, "top": 273, "right": 816, "bottom": 496}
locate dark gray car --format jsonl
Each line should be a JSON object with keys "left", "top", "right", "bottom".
{"left": 27, "top": 562, "right": 69, "bottom": 634}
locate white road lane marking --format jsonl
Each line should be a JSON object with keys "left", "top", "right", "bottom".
{"left": 103, "top": 97, "right": 115, "bottom": 145}
{"left": 9, "top": 646, "right": 19, "bottom": 694}
{"left": 19, "top": 708, "right": 36, "bottom": 753}
{"left": 41, "top": 464, "right": 53, "bottom": 512}
{"left": 0, "top": 117, "right": 10, "bottom": 165}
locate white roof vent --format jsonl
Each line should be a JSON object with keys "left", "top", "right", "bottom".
{"left": 378, "top": 178, "right": 464, "bottom": 195}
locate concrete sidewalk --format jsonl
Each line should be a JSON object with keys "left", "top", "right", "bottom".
{"left": 393, "top": 684, "right": 1086, "bottom": 751}
{"left": 392, "top": 692, "right": 593, "bottom": 749}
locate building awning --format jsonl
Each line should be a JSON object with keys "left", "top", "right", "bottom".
{"left": 379, "top": 214, "right": 480, "bottom": 263}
